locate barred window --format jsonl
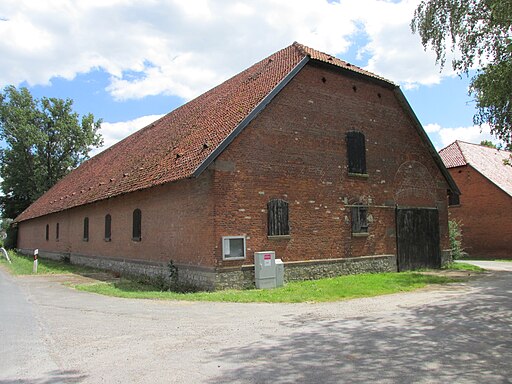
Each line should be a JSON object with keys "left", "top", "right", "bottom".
{"left": 268, "top": 199, "right": 289, "bottom": 236}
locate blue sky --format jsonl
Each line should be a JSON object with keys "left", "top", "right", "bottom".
{"left": 0, "top": 0, "right": 500, "bottom": 156}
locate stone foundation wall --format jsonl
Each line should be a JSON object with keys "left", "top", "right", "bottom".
{"left": 71, "top": 253, "right": 166, "bottom": 280}
{"left": 282, "top": 254, "right": 397, "bottom": 282}
{"left": 18, "top": 248, "right": 397, "bottom": 291}
{"left": 215, "top": 254, "right": 397, "bottom": 290}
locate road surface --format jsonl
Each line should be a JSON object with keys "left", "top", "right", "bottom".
{"left": 1, "top": 263, "right": 511, "bottom": 383}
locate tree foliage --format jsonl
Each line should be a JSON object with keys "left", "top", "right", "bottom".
{"left": 411, "top": 0, "right": 512, "bottom": 145}
{"left": 480, "top": 139, "right": 497, "bottom": 148}
{"left": 0, "top": 86, "right": 103, "bottom": 219}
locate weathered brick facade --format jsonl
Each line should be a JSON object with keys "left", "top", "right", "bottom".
{"left": 448, "top": 165, "right": 512, "bottom": 259}
{"left": 439, "top": 141, "right": 511, "bottom": 260}
{"left": 16, "top": 45, "right": 456, "bottom": 289}
{"left": 211, "top": 63, "right": 450, "bottom": 270}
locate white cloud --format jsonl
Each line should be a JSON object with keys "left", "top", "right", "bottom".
{"left": 0, "top": 0, "right": 458, "bottom": 101}
{"left": 426, "top": 123, "right": 501, "bottom": 150}
{"left": 0, "top": 0, "right": 358, "bottom": 100}
{"left": 424, "top": 123, "right": 441, "bottom": 134}
{"left": 91, "top": 114, "right": 164, "bottom": 157}
{"left": 353, "top": 0, "right": 457, "bottom": 87}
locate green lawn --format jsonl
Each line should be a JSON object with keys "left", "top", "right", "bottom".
{"left": 1, "top": 250, "right": 474, "bottom": 303}
{"left": 76, "top": 272, "right": 462, "bottom": 303}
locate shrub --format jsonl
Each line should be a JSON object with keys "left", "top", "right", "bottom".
{"left": 448, "top": 219, "right": 464, "bottom": 259}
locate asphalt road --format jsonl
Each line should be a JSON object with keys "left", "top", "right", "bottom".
{"left": 1, "top": 263, "right": 511, "bottom": 384}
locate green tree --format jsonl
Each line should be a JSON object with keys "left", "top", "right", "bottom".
{"left": 411, "top": 0, "right": 512, "bottom": 145}
{"left": 480, "top": 139, "right": 497, "bottom": 148}
{"left": 0, "top": 86, "right": 102, "bottom": 219}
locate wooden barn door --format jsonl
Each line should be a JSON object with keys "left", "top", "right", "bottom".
{"left": 396, "top": 208, "right": 441, "bottom": 271}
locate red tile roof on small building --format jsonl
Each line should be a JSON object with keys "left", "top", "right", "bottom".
{"left": 15, "top": 42, "right": 454, "bottom": 223}
{"left": 439, "top": 140, "right": 512, "bottom": 197}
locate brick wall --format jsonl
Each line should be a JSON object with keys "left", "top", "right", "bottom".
{"left": 448, "top": 165, "right": 512, "bottom": 258}
{"left": 212, "top": 62, "right": 450, "bottom": 268}
{"left": 17, "top": 173, "right": 216, "bottom": 268}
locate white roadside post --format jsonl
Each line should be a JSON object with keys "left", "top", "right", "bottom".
{"left": 33, "top": 249, "right": 38, "bottom": 273}
{"left": 0, "top": 247, "right": 11, "bottom": 264}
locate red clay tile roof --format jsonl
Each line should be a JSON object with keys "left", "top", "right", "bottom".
{"left": 439, "top": 141, "right": 468, "bottom": 168}
{"left": 440, "top": 140, "right": 512, "bottom": 197}
{"left": 15, "top": 43, "right": 396, "bottom": 222}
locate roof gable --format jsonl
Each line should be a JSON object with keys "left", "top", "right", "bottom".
{"left": 440, "top": 141, "right": 512, "bottom": 197}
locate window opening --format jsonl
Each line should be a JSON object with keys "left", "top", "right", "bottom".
{"left": 105, "top": 214, "right": 112, "bottom": 241}
{"left": 268, "top": 199, "right": 290, "bottom": 236}
{"left": 83, "top": 217, "right": 89, "bottom": 241}
{"left": 351, "top": 205, "right": 369, "bottom": 234}
{"left": 222, "top": 236, "right": 246, "bottom": 260}
{"left": 448, "top": 190, "right": 460, "bottom": 206}
{"left": 346, "top": 131, "right": 367, "bottom": 174}
{"left": 132, "top": 209, "right": 141, "bottom": 241}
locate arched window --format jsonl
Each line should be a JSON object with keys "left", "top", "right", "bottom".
{"left": 45, "top": 224, "right": 49, "bottom": 241}
{"left": 346, "top": 131, "right": 367, "bottom": 174}
{"left": 104, "top": 214, "right": 112, "bottom": 241}
{"left": 267, "top": 199, "right": 289, "bottom": 236}
{"left": 83, "top": 217, "right": 89, "bottom": 241}
{"left": 132, "top": 209, "right": 141, "bottom": 241}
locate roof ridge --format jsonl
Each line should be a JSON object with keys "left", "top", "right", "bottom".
{"left": 292, "top": 41, "right": 309, "bottom": 57}
{"left": 457, "top": 139, "right": 512, "bottom": 155}
{"left": 455, "top": 140, "right": 469, "bottom": 165}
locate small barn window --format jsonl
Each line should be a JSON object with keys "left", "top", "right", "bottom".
{"left": 346, "top": 131, "right": 367, "bottom": 174}
{"left": 222, "top": 236, "right": 246, "bottom": 260}
{"left": 268, "top": 199, "right": 290, "bottom": 237}
{"left": 351, "top": 205, "right": 369, "bottom": 234}
{"left": 45, "top": 224, "right": 49, "bottom": 241}
{"left": 132, "top": 209, "right": 141, "bottom": 241}
{"left": 448, "top": 190, "right": 460, "bottom": 206}
{"left": 104, "top": 214, "right": 112, "bottom": 241}
{"left": 83, "top": 217, "right": 89, "bottom": 241}
{"left": 56, "top": 223, "right": 59, "bottom": 240}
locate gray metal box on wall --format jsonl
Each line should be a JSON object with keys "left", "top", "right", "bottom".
{"left": 254, "top": 251, "right": 276, "bottom": 289}
{"left": 275, "top": 259, "right": 284, "bottom": 287}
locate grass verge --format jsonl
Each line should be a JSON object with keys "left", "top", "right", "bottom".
{"left": 0, "top": 250, "right": 98, "bottom": 275}
{"left": 443, "top": 262, "right": 484, "bottom": 272}
{"left": 76, "top": 272, "right": 461, "bottom": 303}
{"left": 1, "top": 250, "right": 473, "bottom": 303}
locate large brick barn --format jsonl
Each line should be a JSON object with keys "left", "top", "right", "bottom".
{"left": 439, "top": 141, "right": 512, "bottom": 259}
{"left": 15, "top": 43, "right": 459, "bottom": 290}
